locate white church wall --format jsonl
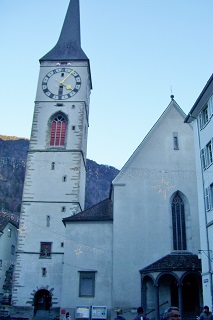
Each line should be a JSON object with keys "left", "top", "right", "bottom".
{"left": 112, "top": 102, "right": 200, "bottom": 311}
{"left": 61, "top": 221, "right": 113, "bottom": 317}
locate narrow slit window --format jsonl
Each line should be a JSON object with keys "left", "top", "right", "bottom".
{"left": 46, "top": 215, "right": 50, "bottom": 227}
{"left": 173, "top": 132, "right": 179, "bottom": 150}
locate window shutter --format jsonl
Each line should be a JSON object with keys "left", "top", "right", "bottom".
{"left": 208, "top": 95, "right": 213, "bottom": 117}
{"left": 198, "top": 113, "right": 203, "bottom": 129}
{"left": 200, "top": 148, "right": 207, "bottom": 169}
{"left": 205, "top": 187, "right": 211, "bottom": 211}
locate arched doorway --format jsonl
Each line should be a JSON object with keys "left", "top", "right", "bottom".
{"left": 34, "top": 289, "right": 51, "bottom": 311}
{"left": 182, "top": 274, "right": 200, "bottom": 313}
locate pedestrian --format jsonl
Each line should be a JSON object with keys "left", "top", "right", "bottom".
{"left": 114, "top": 309, "right": 126, "bottom": 320}
{"left": 163, "top": 307, "right": 181, "bottom": 320}
{"left": 65, "top": 312, "right": 71, "bottom": 320}
{"left": 133, "top": 307, "right": 150, "bottom": 320}
{"left": 200, "top": 306, "right": 213, "bottom": 320}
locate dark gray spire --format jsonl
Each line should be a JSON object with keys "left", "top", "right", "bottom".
{"left": 40, "top": 0, "right": 88, "bottom": 61}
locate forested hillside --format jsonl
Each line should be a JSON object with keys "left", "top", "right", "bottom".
{"left": 0, "top": 136, "right": 119, "bottom": 214}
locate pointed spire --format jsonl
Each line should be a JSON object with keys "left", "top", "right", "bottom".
{"left": 40, "top": 0, "right": 88, "bottom": 61}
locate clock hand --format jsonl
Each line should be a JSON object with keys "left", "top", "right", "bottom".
{"left": 55, "top": 79, "right": 73, "bottom": 90}
{"left": 60, "top": 70, "right": 74, "bottom": 84}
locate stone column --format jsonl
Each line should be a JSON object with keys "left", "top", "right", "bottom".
{"left": 154, "top": 284, "right": 159, "bottom": 320}
{"left": 178, "top": 282, "right": 183, "bottom": 318}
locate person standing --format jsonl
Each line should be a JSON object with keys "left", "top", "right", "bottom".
{"left": 163, "top": 306, "right": 181, "bottom": 320}
{"left": 133, "top": 307, "right": 150, "bottom": 320}
{"left": 200, "top": 306, "right": 213, "bottom": 320}
{"left": 65, "top": 312, "right": 71, "bottom": 320}
{"left": 114, "top": 309, "right": 126, "bottom": 320}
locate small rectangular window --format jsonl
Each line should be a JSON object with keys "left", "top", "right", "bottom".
{"left": 40, "top": 242, "right": 52, "bottom": 259}
{"left": 72, "top": 126, "right": 75, "bottom": 130}
{"left": 61, "top": 206, "right": 66, "bottom": 212}
{"left": 8, "top": 228, "right": 11, "bottom": 237}
{"left": 63, "top": 176, "right": 67, "bottom": 182}
{"left": 46, "top": 215, "right": 50, "bottom": 227}
{"left": 61, "top": 242, "right": 64, "bottom": 248}
{"left": 0, "top": 260, "right": 2, "bottom": 269}
{"left": 42, "top": 267, "right": 47, "bottom": 277}
{"left": 173, "top": 132, "right": 179, "bottom": 150}
{"left": 11, "top": 245, "right": 15, "bottom": 255}
{"left": 51, "top": 162, "right": 55, "bottom": 170}
{"left": 79, "top": 271, "right": 96, "bottom": 297}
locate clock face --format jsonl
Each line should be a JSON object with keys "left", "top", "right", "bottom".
{"left": 42, "top": 68, "right": 81, "bottom": 100}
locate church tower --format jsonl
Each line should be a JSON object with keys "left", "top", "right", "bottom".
{"left": 12, "top": 1, "right": 91, "bottom": 318}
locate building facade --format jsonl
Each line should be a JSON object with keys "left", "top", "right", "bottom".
{"left": 63, "top": 98, "right": 202, "bottom": 320}
{"left": 185, "top": 74, "right": 213, "bottom": 310}
{"left": 8, "top": 1, "right": 204, "bottom": 319}
{"left": 0, "top": 213, "right": 19, "bottom": 312}
{"left": 11, "top": 1, "right": 92, "bottom": 318}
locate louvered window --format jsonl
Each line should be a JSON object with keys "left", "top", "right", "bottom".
{"left": 50, "top": 115, "right": 66, "bottom": 146}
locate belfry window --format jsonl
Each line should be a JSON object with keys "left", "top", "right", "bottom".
{"left": 172, "top": 192, "right": 186, "bottom": 250}
{"left": 50, "top": 115, "right": 66, "bottom": 146}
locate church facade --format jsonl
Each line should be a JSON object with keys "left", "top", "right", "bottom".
{"left": 10, "top": 1, "right": 202, "bottom": 320}
{"left": 62, "top": 98, "right": 202, "bottom": 320}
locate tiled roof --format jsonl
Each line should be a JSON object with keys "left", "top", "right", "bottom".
{"left": 63, "top": 198, "right": 113, "bottom": 223}
{"left": 140, "top": 252, "right": 201, "bottom": 273}
{"left": 0, "top": 212, "right": 19, "bottom": 232}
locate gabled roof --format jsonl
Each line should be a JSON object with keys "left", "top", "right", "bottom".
{"left": 140, "top": 252, "right": 201, "bottom": 273}
{"left": 63, "top": 199, "right": 113, "bottom": 224}
{"left": 40, "top": 0, "right": 88, "bottom": 61}
{"left": 113, "top": 97, "right": 187, "bottom": 184}
{"left": 0, "top": 212, "right": 19, "bottom": 233}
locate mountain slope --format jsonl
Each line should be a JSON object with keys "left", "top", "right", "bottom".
{"left": 0, "top": 136, "right": 119, "bottom": 213}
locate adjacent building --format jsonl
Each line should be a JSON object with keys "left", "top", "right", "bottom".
{"left": 0, "top": 213, "right": 19, "bottom": 309}
{"left": 185, "top": 74, "right": 213, "bottom": 309}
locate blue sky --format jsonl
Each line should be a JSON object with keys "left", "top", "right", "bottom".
{"left": 1, "top": 0, "right": 213, "bottom": 169}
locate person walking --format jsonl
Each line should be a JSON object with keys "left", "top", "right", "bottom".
{"left": 163, "top": 306, "right": 181, "bottom": 320}
{"left": 133, "top": 307, "right": 150, "bottom": 320}
{"left": 200, "top": 306, "right": 213, "bottom": 320}
{"left": 114, "top": 309, "right": 126, "bottom": 320}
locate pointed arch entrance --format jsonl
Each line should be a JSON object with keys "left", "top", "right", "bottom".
{"left": 34, "top": 289, "right": 51, "bottom": 311}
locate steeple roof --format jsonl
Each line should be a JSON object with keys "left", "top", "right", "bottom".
{"left": 40, "top": 0, "right": 88, "bottom": 61}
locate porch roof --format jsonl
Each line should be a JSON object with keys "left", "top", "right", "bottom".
{"left": 140, "top": 252, "right": 201, "bottom": 273}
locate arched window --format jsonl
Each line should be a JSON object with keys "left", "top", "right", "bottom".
{"left": 172, "top": 192, "right": 187, "bottom": 250}
{"left": 50, "top": 115, "right": 66, "bottom": 146}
